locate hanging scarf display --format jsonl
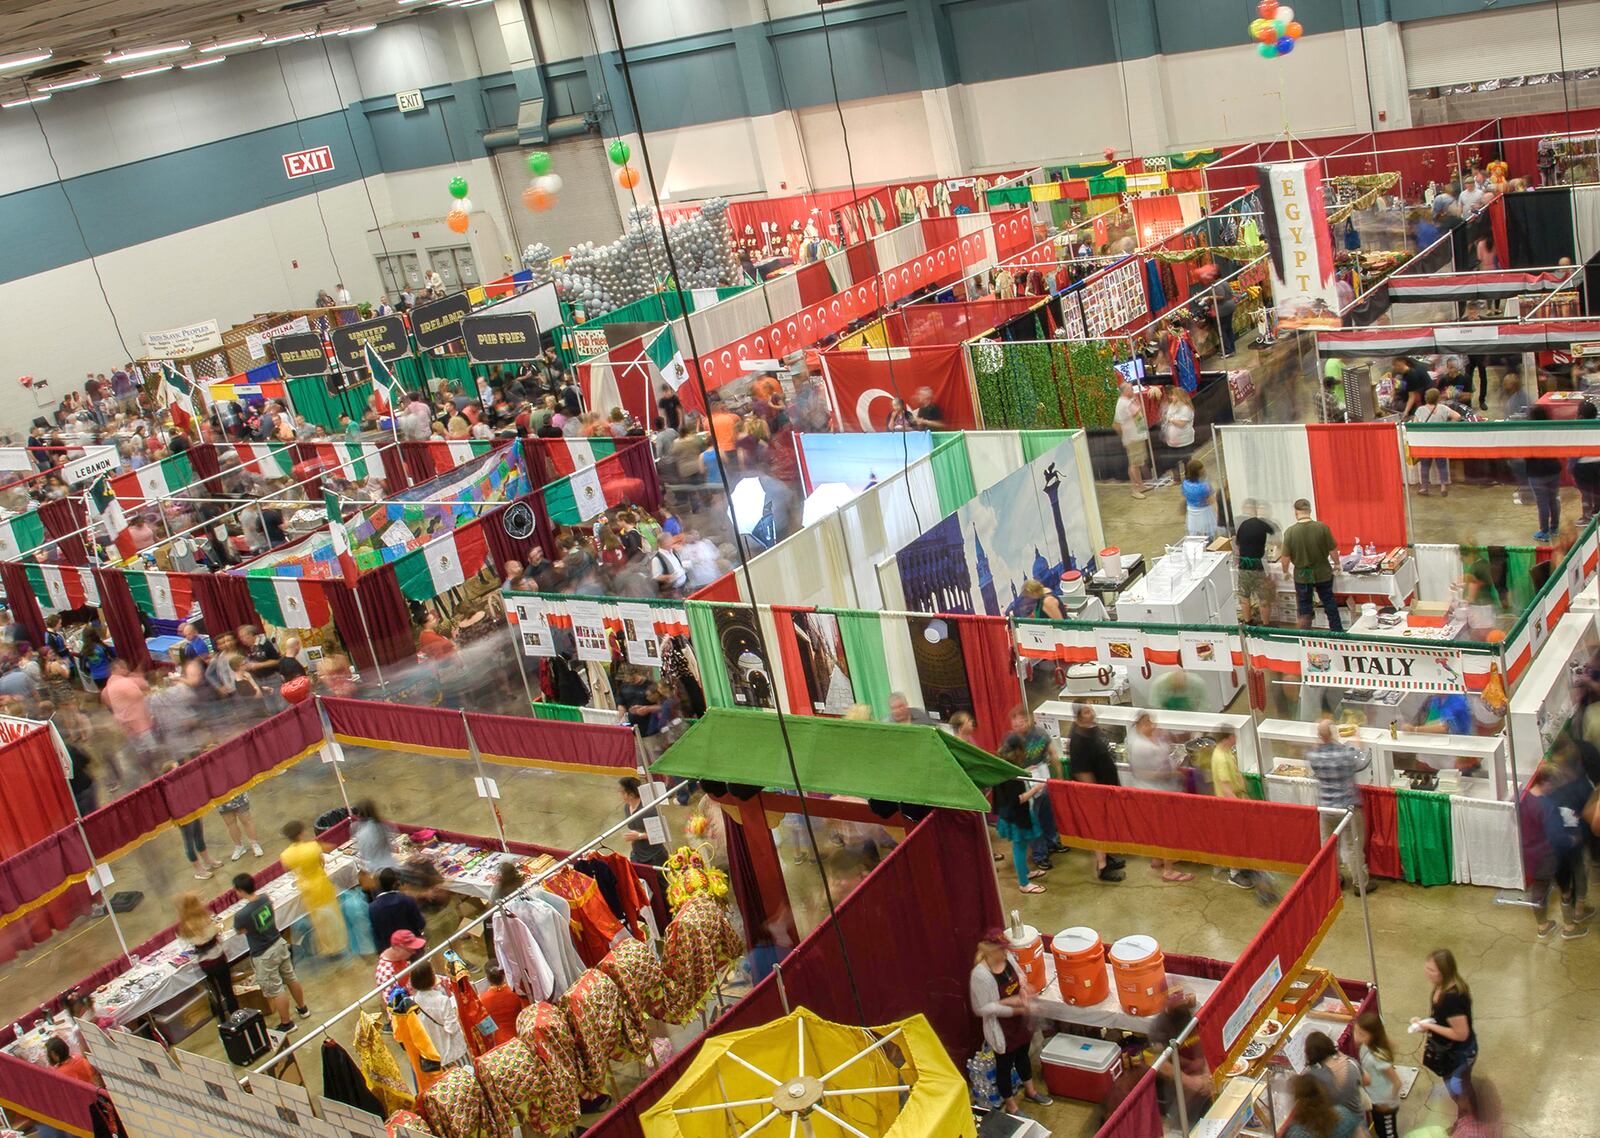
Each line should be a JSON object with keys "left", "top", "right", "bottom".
{"left": 1144, "top": 260, "right": 1167, "bottom": 311}
{"left": 661, "top": 893, "right": 745, "bottom": 1021}
{"left": 417, "top": 1066, "right": 507, "bottom": 1138}
{"left": 356, "top": 1010, "right": 417, "bottom": 1115}
{"left": 560, "top": 969, "right": 648, "bottom": 1097}
{"left": 1167, "top": 327, "right": 1199, "bottom": 394}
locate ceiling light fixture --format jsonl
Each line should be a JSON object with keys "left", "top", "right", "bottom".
{"left": 39, "top": 75, "right": 101, "bottom": 91}
{"left": 1, "top": 93, "right": 50, "bottom": 108}
{"left": 181, "top": 57, "right": 225, "bottom": 69}
{"left": 0, "top": 50, "right": 53, "bottom": 73}
{"left": 200, "top": 36, "right": 263, "bottom": 53}
{"left": 104, "top": 42, "right": 190, "bottom": 65}
{"left": 262, "top": 31, "right": 311, "bottom": 45}
{"left": 122, "top": 65, "right": 173, "bottom": 79}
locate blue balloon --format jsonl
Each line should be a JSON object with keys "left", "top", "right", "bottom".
{"left": 1276, "top": 35, "right": 1295, "bottom": 53}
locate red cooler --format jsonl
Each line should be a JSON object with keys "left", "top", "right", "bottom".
{"left": 1041, "top": 1034, "right": 1122, "bottom": 1102}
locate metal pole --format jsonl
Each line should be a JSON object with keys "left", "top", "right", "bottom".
{"left": 774, "top": 962, "right": 790, "bottom": 1015}
{"left": 348, "top": 577, "right": 388, "bottom": 689}
{"left": 313, "top": 698, "right": 353, "bottom": 818}
{"left": 1169, "top": 1044, "right": 1190, "bottom": 1136}
{"left": 1348, "top": 805, "right": 1380, "bottom": 993}
{"left": 460, "top": 711, "right": 511, "bottom": 853}
{"left": 46, "top": 723, "right": 134, "bottom": 963}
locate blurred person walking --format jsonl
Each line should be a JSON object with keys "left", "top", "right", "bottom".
{"left": 1066, "top": 706, "right": 1125, "bottom": 882}
{"left": 1413, "top": 948, "right": 1477, "bottom": 1123}
{"left": 280, "top": 819, "right": 350, "bottom": 958}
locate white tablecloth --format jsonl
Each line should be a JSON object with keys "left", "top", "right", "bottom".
{"left": 1032, "top": 956, "right": 1222, "bottom": 1033}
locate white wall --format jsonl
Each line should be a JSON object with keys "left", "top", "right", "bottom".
{"left": 638, "top": 119, "right": 769, "bottom": 198}
{"left": 955, "top": 63, "right": 1131, "bottom": 171}
{"left": 794, "top": 93, "right": 938, "bottom": 186}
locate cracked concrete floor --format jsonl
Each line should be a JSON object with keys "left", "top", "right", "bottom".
{"left": 994, "top": 846, "right": 1576, "bottom": 1138}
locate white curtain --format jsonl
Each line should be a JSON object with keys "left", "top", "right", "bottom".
{"left": 1414, "top": 543, "right": 1464, "bottom": 604}
{"left": 964, "top": 432, "right": 1024, "bottom": 494}
{"left": 878, "top": 613, "right": 929, "bottom": 713}
{"left": 746, "top": 514, "right": 856, "bottom": 610}
{"left": 762, "top": 272, "right": 802, "bottom": 324}
{"left": 1574, "top": 185, "right": 1600, "bottom": 264}
{"left": 1218, "top": 424, "right": 1315, "bottom": 537}
{"left": 688, "top": 287, "right": 770, "bottom": 351}
{"left": 1450, "top": 797, "right": 1523, "bottom": 888}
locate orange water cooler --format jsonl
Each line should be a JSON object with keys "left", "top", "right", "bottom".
{"left": 1050, "top": 926, "right": 1109, "bottom": 1006}
{"left": 1005, "top": 911, "right": 1048, "bottom": 993}
{"left": 1108, "top": 934, "right": 1168, "bottom": 1016}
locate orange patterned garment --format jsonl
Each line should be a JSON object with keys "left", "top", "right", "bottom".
{"left": 544, "top": 865, "right": 623, "bottom": 965}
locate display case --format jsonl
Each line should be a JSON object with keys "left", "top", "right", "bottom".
{"left": 1255, "top": 719, "right": 1509, "bottom": 803}
{"left": 1508, "top": 610, "right": 1600, "bottom": 789}
{"left": 1034, "top": 701, "right": 1261, "bottom": 777}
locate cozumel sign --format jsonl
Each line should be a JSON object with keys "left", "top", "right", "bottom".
{"left": 1301, "top": 637, "right": 1465, "bottom": 693}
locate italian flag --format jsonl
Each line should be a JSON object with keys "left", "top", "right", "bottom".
{"left": 87, "top": 478, "right": 135, "bottom": 560}
{"left": 366, "top": 343, "right": 406, "bottom": 412}
{"left": 324, "top": 489, "right": 359, "bottom": 583}
{"left": 125, "top": 570, "right": 195, "bottom": 621}
{"left": 246, "top": 574, "right": 331, "bottom": 629}
{"left": 25, "top": 564, "right": 100, "bottom": 612}
{"left": 547, "top": 437, "right": 616, "bottom": 476}
{"left": 0, "top": 511, "right": 46, "bottom": 560}
{"left": 426, "top": 439, "right": 492, "bottom": 474}
{"left": 394, "top": 523, "right": 489, "bottom": 602}
{"left": 110, "top": 452, "right": 193, "bottom": 510}
{"left": 161, "top": 364, "right": 201, "bottom": 432}
{"left": 235, "top": 442, "right": 292, "bottom": 478}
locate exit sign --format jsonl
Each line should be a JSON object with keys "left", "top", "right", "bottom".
{"left": 396, "top": 88, "right": 425, "bottom": 113}
{"left": 282, "top": 145, "right": 335, "bottom": 179}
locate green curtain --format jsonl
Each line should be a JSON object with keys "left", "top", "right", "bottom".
{"left": 1243, "top": 772, "right": 1265, "bottom": 801}
{"left": 1020, "top": 430, "right": 1074, "bottom": 464}
{"left": 1396, "top": 789, "right": 1454, "bottom": 885}
{"left": 930, "top": 437, "right": 976, "bottom": 515}
{"left": 686, "top": 601, "right": 737, "bottom": 709}
{"left": 836, "top": 609, "right": 892, "bottom": 720}
{"left": 1065, "top": 343, "right": 1119, "bottom": 428}
{"left": 284, "top": 375, "right": 373, "bottom": 430}
{"left": 531, "top": 702, "right": 584, "bottom": 722}
{"left": 1505, "top": 546, "right": 1539, "bottom": 614}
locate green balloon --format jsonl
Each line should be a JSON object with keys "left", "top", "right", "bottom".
{"left": 527, "top": 150, "right": 552, "bottom": 176}
{"left": 448, "top": 175, "right": 469, "bottom": 199}
{"left": 608, "top": 139, "right": 631, "bottom": 166}
{"left": 1257, "top": 41, "right": 1277, "bottom": 57}
{"left": 1272, "top": 17, "right": 1287, "bottom": 34}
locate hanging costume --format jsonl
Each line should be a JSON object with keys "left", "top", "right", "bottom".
{"left": 544, "top": 865, "right": 625, "bottom": 966}
{"left": 417, "top": 1067, "right": 506, "bottom": 1138}
{"left": 560, "top": 969, "right": 649, "bottom": 1097}
{"left": 513, "top": 1003, "right": 584, "bottom": 1135}
{"left": 355, "top": 1010, "right": 416, "bottom": 1115}
{"left": 322, "top": 1038, "right": 386, "bottom": 1118}
{"left": 661, "top": 893, "right": 745, "bottom": 1021}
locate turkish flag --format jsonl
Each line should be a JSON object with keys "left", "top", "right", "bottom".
{"left": 819, "top": 344, "right": 978, "bottom": 432}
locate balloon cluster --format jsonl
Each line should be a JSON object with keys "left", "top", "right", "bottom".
{"left": 1248, "top": 1, "right": 1302, "bottom": 58}
{"left": 522, "top": 199, "right": 741, "bottom": 318}
{"left": 609, "top": 139, "right": 640, "bottom": 190}
{"left": 445, "top": 175, "right": 471, "bottom": 234}
{"left": 522, "top": 151, "right": 563, "bottom": 213}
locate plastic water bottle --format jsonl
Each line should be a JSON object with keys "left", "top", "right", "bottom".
{"left": 1352, "top": 537, "right": 1363, "bottom": 559}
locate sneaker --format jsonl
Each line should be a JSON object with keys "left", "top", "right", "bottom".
{"left": 1228, "top": 873, "right": 1254, "bottom": 890}
{"left": 1537, "top": 921, "right": 1557, "bottom": 939}
{"left": 1575, "top": 905, "right": 1597, "bottom": 925}
{"left": 1049, "top": 842, "right": 1069, "bottom": 854}
{"left": 296, "top": 1005, "right": 310, "bottom": 1018}
{"left": 193, "top": 867, "right": 212, "bottom": 880}
{"left": 1561, "top": 924, "right": 1590, "bottom": 940}
{"left": 1024, "top": 1090, "right": 1054, "bottom": 1106}
{"left": 230, "top": 844, "right": 248, "bottom": 862}
{"left": 1131, "top": 490, "right": 1147, "bottom": 500}
{"left": 1107, "top": 856, "right": 1127, "bottom": 869}
{"left": 276, "top": 1022, "right": 296, "bottom": 1034}
{"left": 1534, "top": 531, "right": 1551, "bottom": 543}
{"left": 1032, "top": 857, "right": 1053, "bottom": 871}
{"left": 1097, "top": 866, "right": 1125, "bottom": 882}
{"left": 250, "top": 843, "right": 264, "bottom": 857}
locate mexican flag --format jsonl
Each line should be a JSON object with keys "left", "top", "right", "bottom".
{"left": 366, "top": 343, "right": 406, "bottom": 412}
{"left": 246, "top": 574, "right": 331, "bottom": 629}
{"left": 25, "top": 564, "right": 100, "bottom": 612}
{"left": 547, "top": 437, "right": 616, "bottom": 476}
{"left": 236, "top": 442, "right": 292, "bottom": 478}
{"left": 394, "top": 523, "right": 489, "bottom": 601}
{"left": 0, "top": 510, "right": 46, "bottom": 560}
{"left": 324, "top": 489, "right": 358, "bottom": 584}
{"left": 125, "top": 570, "right": 195, "bottom": 621}
{"left": 110, "top": 452, "right": 193, "bottom": 509}
{"left": 314, "top": 441, "right": 382, "bottom": 482}
{"left": 161, "top": 364, "right": 201, "bottom": 432}
{"left": 542, "top": 456, "right": 635, "bottom": 524}
{"left": 426, "top": 439, "right": 492, "bottom": 474}
{"left": 87, "top": 478, "right": 135, "bottom": 560}
{"left": 662, "top": 350, "right": 691, "bottom": 393}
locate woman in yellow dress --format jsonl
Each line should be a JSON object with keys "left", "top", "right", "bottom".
{"left": 279, "top": 819, "right": 349, "bottom": 956}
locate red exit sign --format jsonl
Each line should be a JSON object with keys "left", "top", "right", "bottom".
{"left": 282, "top": 145, "right": 335, "bottom": 179}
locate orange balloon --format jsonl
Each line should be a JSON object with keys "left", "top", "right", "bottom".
{"left": 445, "top": 208, "right": 469, "bottom": 234}
{"left": 617, "top": 165, "right": 641, "bottom": 189}
{"left": 521, "top": 186, "right": 553, "bottom": 212}
{"left": 1287, "top": 20, "right": 1303, "bottom": 36}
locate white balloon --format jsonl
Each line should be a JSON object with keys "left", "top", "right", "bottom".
{"left": 1276, "top": 5, "right": 1294, "bottom": 21}
{"left": 457, "top": 197, "right": 473, "bottom": 212}
{"left": 536, "top": 174, "right": 563, "bottom": 194}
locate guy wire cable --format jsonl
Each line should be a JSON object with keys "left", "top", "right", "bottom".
{"left": 595, "top": 0, "right": 871, "bottom": 1031}
{"left": 274, "top": 46, "right": 348, "bottom": 284}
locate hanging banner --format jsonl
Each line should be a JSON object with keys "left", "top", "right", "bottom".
{"left": 617, "top": 602, "right": 664, "bottom": 665}
{"left": 272, "top": 331, "right": 331, "bottom": 377}
{"left": 411, "top": 292, "right": 474, "bottom": 351}
{"left": 61, "top": 446, "right": 118, "bottom": 486}
{"left": 1179, "top": 631, "right": 1235, "bottom": 673}
{"left": 1255, "top": 159, "right": 1341, "bottom": 330}
{"left": 1300, "top": 636, "right": 1465, "bottom": 693}
{"left": 568, "top": 599, "right": 611, "bottom": 662}
{"left": 141, "top": 319, "right": 222, "bottom": 357}
{"left": 462, "top": 312, "right": 542, "bottom": 364}
{"left": 247, "top": 316, "right": 311, "bottom": 361}
{"left": 330, "top": 315, "right": 411, "bottom": 371}
{"left": 511, "top": 597, "right": 555, "bottom": 657}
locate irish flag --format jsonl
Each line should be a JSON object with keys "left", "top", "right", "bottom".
{"left": 87, "top": 478, "right": 135, "bottom": 560}
{"left": 246, "top": 574, "right": 331, "bottom": 629}
{"left": 236, "top": 442, "right": 292, "bottom": 478}
{"left": 161, "top": 364, "right": 201, "bottom": 432}
{"left": 546, "top": 437, "right": 616, "bottom": 476}
{"left": 394, "top": 523, "right": 489, "bottom": 602}
{"left": 25, "top": 564, "right": 100, "bottom": 612}
{"left": 0, "top": 511, "right": 46, "bottom": 560}
{"left": 110, "top": 452, "right": 193, "bottom": 509}
{"left": 125, "top": 571, "right": 195, "bottom": 621}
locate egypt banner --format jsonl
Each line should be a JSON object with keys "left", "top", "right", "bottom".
{"left": 1255, "top": 159, "right": 1341, "bottom": 330}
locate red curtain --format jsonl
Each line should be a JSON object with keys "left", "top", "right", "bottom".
{"left": 1046, "top": 780, "right": 1323, "bottom": 873}
{"left": 1306, "top": 423, "right": 1408, "bottom": 550}
{"left": 0, "top": 560, "right": 45, "bottom": 647}
{"left": 326, "top": 564, "right": 414, "bottom": 671}
{"left": 612, "top": 438, "right": 663, "bottom": 514}
{"left": 767, "top": 606, "right": 815, "bottom": 716}
{"left": 1194, "top": 838, "right": 1343, "bottom": 1070}
{"left": 690, "top": 572, "right": 741, "bottom": 602}
{"left": 190, "top": 571, "right": 261, "bottom": 639}
{"left": 91, "top": 568, "right": 153, "bottom": 671}
{"left": 1097, "top": 1068, "right": 1163, "bottom": 1138}
{"left": 0, "top": 1051, "right": 104, "bottom": 1134}
{"left": 187, "top": 440, "right": 225, "bottom": 499}
{"left": 0, "top": 727, "right": 77, "bottom": 856}
{"left": 322, "top": 695, "right": 468, "bottom": 752}
{"left": 467, "top": 710, "right": 637, "bottom": 771}
{"left": 37, "top": 497, "right": 88, "bottom": 566}
{"left": 480, "top": 490, "right": 558, "bottom": 570}
{"left": 1359, "top": 784, "right": 1403, "bottom": 880}
{"left": 950, "top": 615, "right": 1017, "bottom": 751}
{"left": 379, "top": 443, "right": 413, "bottom": 492}
{"left": 0, "top": 831, "right": 92, "bottom": 963}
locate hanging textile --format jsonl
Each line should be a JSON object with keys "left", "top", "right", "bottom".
{"left": 560, "top": 969, "right": 646, "bottom": 1096}
{"left": 417, "top": 1066, "right": 506, "bottom": 1138}
{"left": 512, "top": 1003, "right": 584, "bottom": 1136}
{"left": 1358, "top": 785, "right": 1403, "bottom": 880}
{"left": 476, "top": 1037, "right": 570, "bottom": 1136}
{"left": 598, "top": 936, "right": 674, "bottom": 1024}
{"left": 1219, "top": 425, "right": 1315, "bottom": 546}
{"left": 1397, "top": 788, "right": 1454, "bottom": 885}
{"left": 593, "top": 851, "right": 654, "bottom": 938}
{"left": 1574, "top": 185, "right": 1600, "bottom": 262}
{"left": 391, "top": 1001, "right": 447, "bottom": 1096}
{"left": 322, "top": 1038, "right": 386, "bottom": 1118}
{"left": 1166, "top": 327, "right": 1198, "bottom": 394}
{"left": 1450, "top": 797, "right": 1522, "bottom": 888}
{"left": 1504, "top": 187, "right": 1577, "bottom": 268}
{"left": 660, "top": 893, "right": 745, "bottom": 1022}
{"left": 492, "top": 910, "right": 554, "bottom": 1003}
{"left": 768, "top": 605, "right": 816, "bottom": 718}
{"left": 355, "top": 1010, "right": 416, "bottom": 1115}
{"left": 1144, "top": 258, "right": 1166, "bottom": 312}
{"left": 1305, "top": 423, "right": 1407, "bottom": 550}
{"left": 929, "top": 436, "right": 976, "bottom": 515}
{"left": 1506, "top": 547, "right": 1539, "bottom": 614}
{"left": 951, "top": 615, "right": 1016, "bottom": 752}
{"left": 685, "top": 601, "right": 735, "bottom": 709}
{"left": 543, "top": 865, "right": 623, "bottom": 966}
{"left": 191, "top": 571, "right": 260, "bottom": 638}
{"left": 835, "top": 609, "right": 891, "bottom": 719}
{"left": 448, "top": 959, "right": 496, "bottom": 1060}
{"left": 0, "top": 560, "right": 45, "bottom": 647}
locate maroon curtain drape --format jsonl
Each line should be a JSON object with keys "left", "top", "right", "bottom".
{"left": 0, "top": 832, "right": 92, "bottom": 964}
{"left": 720, "top": 807, "right": 771, "bottom": 951}
{"left": 398, "top": 441, "right": 436, "bottom": 487}
{"left": 327, "top": 565, "right": 413, "bottom": 672}
{"left": 188, "top": 441, "right": 225, "bottom": 498}
{"left": 322, "top": 696, "right": 468, "bottom": 752}
{"left": 380, "top": 443, "right": 414, "bottom": 493}
{"left": 37, "top": 497, "right": 88, "bottom": 566}
{"left": 91, "top": 568, "right": 153, "bottom": 671}
{"left": 467, "top": 710, "right": 636, "bottom": 770}
{"left": 613, "top": 437, "right": 662, "bottom": 513}
{"left": 190, "top": 571, "right": 261, "bottom": 639}
{"left": 0, "top": 727, "right": 77, "bottom": 856}
{"left": 0, "top": 560, "right": 46, "bottom": 647}
{"left": 520, "top": 439, "right": 556, "bottom": 488}
{"left": 1359, "top": 784, "right": 1403, "bottom": 880}
{"left": 951, "top": 614, "right": 1017, "bottom": 751}
{"left": 0, "top": 1051, "right": 104, "bottom": 1134}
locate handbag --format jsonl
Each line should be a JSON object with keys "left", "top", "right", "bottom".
{"left": 1421, "top": 1032, "right": 1455, "bottom": 1076}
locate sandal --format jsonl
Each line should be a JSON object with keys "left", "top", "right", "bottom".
{"left": 1161, "top": 871, "right": 1195, "bottom": 883}
{"left": 1019, "top": 883, "right": 1046, "bottom": 894}
{"left": 1028, "top": 867, "right": 1048, "bottom": 879}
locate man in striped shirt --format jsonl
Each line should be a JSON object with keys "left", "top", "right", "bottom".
{"left": 1305, "top": 717, "right": 1374, "bottom": 892}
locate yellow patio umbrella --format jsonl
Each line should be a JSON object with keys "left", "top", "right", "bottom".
{"left": 640, "top": 1007, "right": 975, "bottom": 1138}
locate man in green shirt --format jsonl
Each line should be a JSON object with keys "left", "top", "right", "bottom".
{"left": 1280, "top": 498, "right": 1342, "bottom": 631}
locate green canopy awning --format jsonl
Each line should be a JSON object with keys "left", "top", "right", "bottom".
{"left": 650, "top": 708, "right": 1021, "bottom": 811}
